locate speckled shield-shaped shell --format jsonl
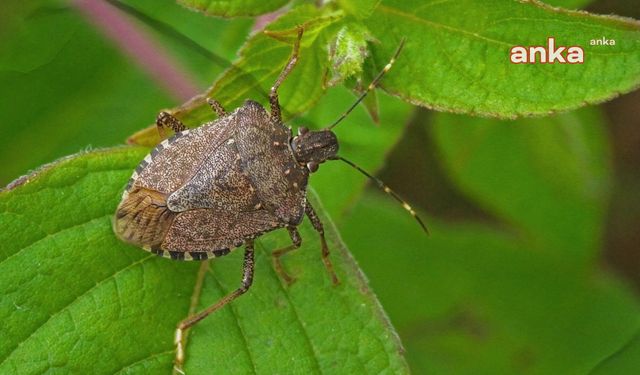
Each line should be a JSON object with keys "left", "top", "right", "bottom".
{"left": 113, "top": 100, "right": 309, "bottom": 260}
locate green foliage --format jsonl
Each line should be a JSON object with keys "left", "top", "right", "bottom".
{"left": 116, "top": 0, "right": 254, "bottom": 82}
{"left": 166, "top": 0, "right": 640, "bottom": 129}
{"left": 336, "top": 0, "right": 380, "bottom": 19}
{"left": 2, "top": 0, "right": 639, "bottom": 182}
{"left": 177, "top": 0, "right": 290, "bottom": 17}
{"left": 591, "top": 331, "right": 640, "bottom": 375}
{"left": 170, "top": 4, "right": 346, "bottom": 128}
{"left": 0, "top": 0, "right": 252, "bottom": 185}
{"left": 0, "top": 2, "right": 171, "bottom": 185}
{"left": 1, "top": 0, "right": 639, "bottom": 374}
{"left": 341, "top": 192, "right": 640, "bottom": 374}
{"left": 544, "top": 0, "right": 596, "bottom": 9}
{"left": 0, "top": 148, "right": 408, "bottom": 374}
{"left": 363, "top": 0, "right": 640, "bottom": 118}
{"left": 432, "top": 107, "right": 611, "bottom": 262}
{"left": 0, "top": 2, "right": 416, "bottom": 369}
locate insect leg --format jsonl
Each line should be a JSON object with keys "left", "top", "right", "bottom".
{"left": 174, "top": 241, "right": 255, "bottom": 373}
{"left": 269, "top": 27, "right": 303, "bottom": 122}
{"left": 157, "top": 111, "right": 186, "bottom": 139}
{"left": 305, "top": 202, "right": 340, "bottom": 285}
{"left": 206, "top": 97, "right": 227, "bottom": 117}
{"left": 272, "top": 226, "right": 302, "bottom": 285}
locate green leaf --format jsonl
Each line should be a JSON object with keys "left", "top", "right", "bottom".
{"left": 0, "top": 0, "right": 254, "bottom": 184}
{"left": 590, "top": 330, "right": 640, "bottom": 375}
{"left": 341, "top": 192, "right": 640, "bottom": 375}
{"left": 431, "top": 107, "right": 611, "bottom": 262}
{"left": 177, "top": 0, "right": 290, "bottom": 17}
{"left": 363, "top": 0, "right": 640, "bottom": 118}
{"left": 544, "top": 0, "right": 595, "bottom": 9}
{"left": 0, "top": 147, "right": 409, "bottom": 374}
{"left": 336, "top": 0, "right": 381, "bottom": 19}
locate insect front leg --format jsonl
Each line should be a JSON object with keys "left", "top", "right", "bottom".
{"left": 272, "top": 226, "right": 302, "bottom": 285}
{"left": 305, "top": 202, "right": 340, "bottom": 285}
{"left": 269, "top": 27, "right": 303, "bottom": 122}
{"left": 157, "top": 111, "right": 186, "bottom": 139}
{"left": 173, "top": 241, "right": 255, "bottom": 373}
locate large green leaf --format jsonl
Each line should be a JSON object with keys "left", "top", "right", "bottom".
{"left": 363, "top": 0, "right": 640, "bottom": 118}
{"left": 341, "top": 192, "right": 640, "bottom": 375}
{"left": 431, "top": 107, "right": 611, "bottom": 263}
{"left": 0, "top": 147, "right": 409, "bottom": 374}
{"left": 177, "top": 0, "right": 290, "bottom": 17}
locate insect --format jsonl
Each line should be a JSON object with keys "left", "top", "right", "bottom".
{"left": 113, "top": 27, "right": 426, "bottom": 372}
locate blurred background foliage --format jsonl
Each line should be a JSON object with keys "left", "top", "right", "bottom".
{"left": 1, "top": 0, "right": 639, "bottom": 374}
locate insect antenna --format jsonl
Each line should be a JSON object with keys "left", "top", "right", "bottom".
{"left": 327, "top": 38, "right": 406, "bottom": 130}
{"left": 337, "top": 157, "right": 429, "bottom": 235}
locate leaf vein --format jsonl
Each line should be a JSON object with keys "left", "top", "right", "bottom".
{"left": 112, "top": 349, "right": 173, "bottom": 375}
{"left": 207, "top": 267, "right": 258, "bottom": 374}
{"left": 0, "top": 214, "right": 111, "bottom": 265}
{"left": 256, "top": 242, "right": 324, "bottom": 374}
{"left": 0, "top": 254, "right": 155, "bottom": 365}
{"left": 378, "top": 4, "right": 512, "bottom": 47}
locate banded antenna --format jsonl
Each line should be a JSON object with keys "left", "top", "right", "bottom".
{"left": 337, "top": 157, "right": 429, "bottom": 235}
{"left": 327, "top": 38, "right": 406, "bottom": 130}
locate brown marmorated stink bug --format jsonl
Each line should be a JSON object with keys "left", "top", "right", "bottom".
{"left": 113, "top": 27, "right": 426, "bottom": 372}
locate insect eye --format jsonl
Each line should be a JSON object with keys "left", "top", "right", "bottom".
{"left": 306, "top": 161, "right": 319, "bottom": 173}
{"left": 298, "top": 126, "right": 309, "bottom": 136}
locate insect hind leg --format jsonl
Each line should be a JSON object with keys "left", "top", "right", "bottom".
{"left": 173, "top": 241, "right": 255, "bottom": 373}
{"left": 272, "top": 226, "right": 302, "bottom": 285}
{"left": 305, "top": 202, "right": 339, "bottom": 285}
{"left": 269, "top": 27, "right": 303, "bottom": 122}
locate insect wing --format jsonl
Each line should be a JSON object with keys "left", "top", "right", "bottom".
{"left": 162, "top": 207, "right": 281, "bottom": 255}
{"left": 133, "top": 115, "right": 237, "bottom": 195}
{"left": 167, "top": 136, "right": 263, "bottom": 213}
{"left": 115, "top": 116, "right": 237, "bottom": 250}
